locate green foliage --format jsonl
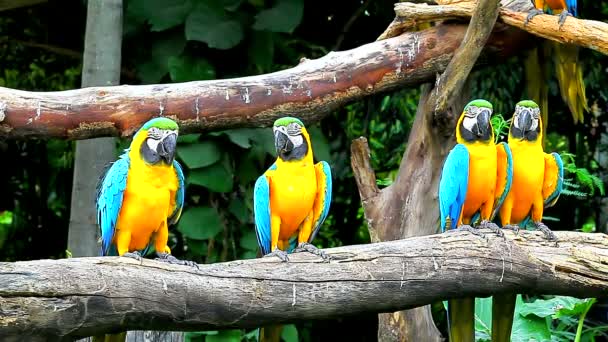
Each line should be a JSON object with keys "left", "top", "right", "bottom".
{"left": 464, "top": 296, "right": 606, "bottom": 342}
{"left": 560, "top": 153, "right": 605, "bottom": 197}
{"left": 490, "top": 114, "right": 511, "bottom": 144}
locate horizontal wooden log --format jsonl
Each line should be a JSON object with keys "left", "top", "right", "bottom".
{"left": 0, "top": 22, "right": 529, "bottom": 140}
{"left": 380, "top": 1, "right": 608, "bottom": 56}
{"left": 0, "top": 230, "right": 606, "bottom": 341}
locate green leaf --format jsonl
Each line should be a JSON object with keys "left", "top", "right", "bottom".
{"left": 168, "top": 55, "right": 216, "bottom": 82}
{"left": 511, "top": 295, "right": 553, "bottom": 342}
{"left": 253, "top": 0, "right": 304, "bottom": 33}
{"left": 185, "top": 3, "right": 243, "bottom": 50}
{"left": 189, "top": 161, "right": 234, "bottom": 193}
{"left": 237, "top": 155, "right": 261, "bottom": 184}
{"left": 239, "top": 230, "right": 258, "bottom": 251}
{"left": 215, "top": 129, "right": 261, "bottom": 148}
{"left": 0, "top": 211, "right": 13, "bottom": 225}
{"left": 474, "top": 297, "right": 493, "bottom": 337}
{"left": 229, "top": 198, "right": 249, "bottom": 223}
{"left": 178, "top": 207, "right": 222, "bottom": 240}
{"left": 308, "top": 126, "right": 331, "bottom": 163}
{"left": 178, "top": 134, "right": 201, "bottom": 144}
{"left": 281, "top": 324, "right": 298, "bottom": 342}
{"left": 137, "top": 31, "right": 186, "bottom": 83}
{"left": 249, "top": 31, "right": 274, "bottom": 73}
{"left": 519, "top": 296, "right": 591, "bottom": 319}
{"left": 178, "top": 141, "right": 222, "bottom": 169}
{"left": 185, "top": 238, "right": 208, "bottom": 256}
{"left": 127, "top": 0, "right": 192, "bottom": 31}
{"left": 221, "top": 0, "right": 243, "bottom": 11}
{"left": 205, "top": 329, "right": 242, "bottom": 342}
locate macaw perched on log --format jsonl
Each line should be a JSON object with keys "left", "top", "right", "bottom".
{"left": 438, "top": 99, "right": 513, "bottom": 342}
{"left": 253, "top": 117, "right": 332, "bottom": 341}
{"left": 526, "top": 0, "right": 588, "bottom": 125}
{"left": 253, "top": 116, "right": 332, "bottom": 263}
{"left": 492, "top": 100, "right": 564, "bottom": 342}
{"left": 95, "top": 117, "right": 196, "bottom": 265}
{"left": 94, "top": 117, "right": 195, "bottom": 342}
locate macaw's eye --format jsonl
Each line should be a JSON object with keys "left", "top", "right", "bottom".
{"left": 531, "top": 107, "right": 541, "bottom": 119}
{"left": 286, "top": 122, "right": 302, "bottom": 136}
{"left": 464, "top": 106, "right": 478, "bottom": 118}
{"left": 148, "top": 127, "right": 162, "bottom": 139}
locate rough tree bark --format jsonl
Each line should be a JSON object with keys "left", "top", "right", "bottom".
{"left": 68, "top": 0, "right": 121, "bottom": 258}
{"left": 351, "top": 0, "right": 503, "bottom": 340}
{"left": 0, "top": 22, "right": 530, "bottom": 140}
{"left": 0, "top": 231, "right": 606, "bottom": 341}
{"left": 380, "top": 0, "right": 608, "bottom": 57}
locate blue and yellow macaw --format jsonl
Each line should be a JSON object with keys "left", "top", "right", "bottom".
{"left": 438, "top": 99, "right": 513, "bottom": 342}
{"left": 525, "top": 0, "right": 588, "bottom": 126}
{"left": 253, "top": 116, "right": 332, "bottom": 341}
{"left": 93, "top": 117, "right": 195, "bottom": 341}
{"left": 492, "top": 100, "right": 564, "bottom": 342}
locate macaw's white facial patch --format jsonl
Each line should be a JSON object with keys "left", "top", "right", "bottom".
{"left": 529, "top": 118, "right": 539, "bottom": 132}
{"left": 146, "top": 137, "right": 160, "bottom": 151}
{"left": 288, "top": 134, "right": 304, "bottom": 147}
{"left": 462, "top": 116, "right": 477, "bottom": 132}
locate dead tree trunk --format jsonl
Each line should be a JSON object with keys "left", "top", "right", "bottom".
{"left": 352, "top": 0, "right": 505, "bottom": 340}
{"left": 0, "top": 231, "right": 606, "bottom": 341}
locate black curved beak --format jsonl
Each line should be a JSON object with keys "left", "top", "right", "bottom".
{"left": 158, "top": 133, "right": 177, "bottom": 164}
{"left": 274, "top": 130, "right": 294, "bottom": 154}
{"left": 476, "top": 110, "right": 490, "bottom": 137}
{"left": 517, "top": 109, "right": 533, "bottom": 134}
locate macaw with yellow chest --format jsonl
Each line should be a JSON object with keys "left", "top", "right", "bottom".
{"left": 491, "top": 100, "right": 564, "bottom": 342}
{"left": 94, "top": 117, "right": 195, "bottom": 342}
{"left": 438, "top": 99, "right": 513, "bottom": 342}
{"left": 96, "top": 117, "right": 196, "bottom": 266}
{"left": 525, "top": 0, "right": 588, "bottom": 125}
{"left": 253, "top": 117, "right": 332, "bottom": 342}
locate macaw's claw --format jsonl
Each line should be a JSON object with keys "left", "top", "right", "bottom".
{"left": 478, "top": 220, "right": 505, "bottom": 238}
{"left": 122, "top": 251, "right": 143, "bottom": 261}
{"left": 502, "top": 224, "right": 521, "bottom": 235}
{"left": 155, "top": 252, "right": 199, "bottom": 269}
{"left": 264, "top": 249, "right": 289, "bottom": 262}
{"left": 294, "top": 242, "right": 332, "bottom": 262}
{"left": 534, "top": 222, "right": 557, "bottom": 242}
{"left": 525, "top": 8, "right": 544, "bottom": 26}
{"left": 558, "top": 10, "right": 572, "bottom": 27}
{"left": 456, "top": 224, "right": 488, "bottom": 241}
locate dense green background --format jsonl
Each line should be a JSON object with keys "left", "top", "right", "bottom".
{"left": 1, "top": 0, "right": 607, "bottom": 341}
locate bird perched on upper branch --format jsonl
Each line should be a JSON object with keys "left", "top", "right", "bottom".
{"left": 438, "top": 99, "right": 513, "bottom": 342}
{"left": 525, "top": 0, "right": 588, "bottom": 126}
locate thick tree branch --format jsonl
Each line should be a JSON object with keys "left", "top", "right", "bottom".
{"left": 425, "top": 0, "right": 500, "bottom": 115}
{"left": 0, "top": 231, "right": 606, "bottom": 341}
{"left": 381, "top": 1, "right": 608, "bottom": 56}
{"left": 0, "top": 22, "right": 529, "bottom": 140}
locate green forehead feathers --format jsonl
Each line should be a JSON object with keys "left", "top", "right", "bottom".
{"left": 516, "top": 100, "right": 539, "bottom": 108}
{"left": 142, "top": 117, "right": 179, "bottom": 131}
{"left": 273, "top": 117, "right": 304, "bottom": 127}
{"left": 464, "top": 99, "right": 493, "bottom": 111}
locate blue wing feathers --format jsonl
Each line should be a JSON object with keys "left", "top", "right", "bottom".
{"left": 169, "top": 160, "right": 186, "bottom": 225}
{"left": 253, "top": 173, "right": 272, "bottom": 255}
{"left": 545, "top": 152, "right": 564, "bottom": 207}
{"left": 566, "top": 0, "right": 577, "bottom": 16}
{"left": 438, "top": 144, "right": 469, "bottom": 231}
{"left": 492, "top": 142, "right": 513, "bottom": 219}
{"left": 96, "top": 153, "right": 130, "bottom": 256}
{"left": 310, "top": 161, "right": 332, "bottom": 243}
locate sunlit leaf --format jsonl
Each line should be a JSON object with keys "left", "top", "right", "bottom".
{"left": 281, "top": 324, "right": 298, "bottom": 342}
